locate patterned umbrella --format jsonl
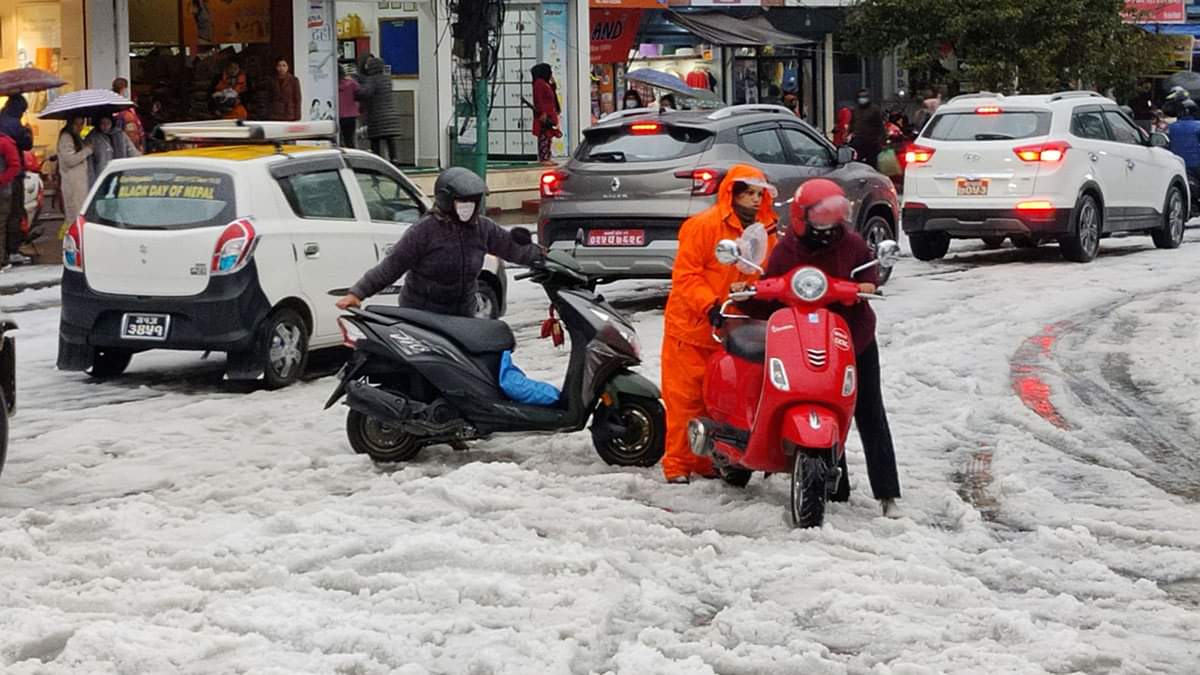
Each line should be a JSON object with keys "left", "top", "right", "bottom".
{"left": 0, "top": 67, "right": 66, "bottom": 96}
{"left": 38, "top": 89, "right": 134, "bottom": 120}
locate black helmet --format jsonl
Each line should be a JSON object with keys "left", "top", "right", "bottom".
{"left": 433, "top": 167, "right": 488, "bottom": 214}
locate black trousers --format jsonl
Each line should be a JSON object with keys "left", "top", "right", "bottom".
{"left": 339, "top": 118, "right": 357, "bottom": 148}
{"left": 0, "top": 177, "right": 21, "bottom": 261}
{"left": 370, "top": 136, "right": 401, "bottom": 163}
{"left": 837, "top": 340, "right": 901, "bottom": 500}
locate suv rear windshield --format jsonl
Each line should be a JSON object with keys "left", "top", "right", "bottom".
{"left": 923, "top": 111, "right": 1052, "bottom": 141}
{"left": 577, "top": 125, "right": 713, "bottom": 163}
{"left": 85, "top": 169, "right": 236, "bottom": 230}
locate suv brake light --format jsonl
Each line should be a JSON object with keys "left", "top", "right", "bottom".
{"left": 904, "top": 145, "right": 935, "bottom": 165}
{"left": 674, "top": 168, "right": 721, "bottom": 196}
{"left": 975, "top": 106, "right": 1002, "bottom": 115}
{"left": 629, "top": 122, "right": 661, "bottom": 135}
{"left": 211, "top": 218, "right": 258, "bottom": 275}
{"left": 540, "top": 171, "right": 565, "bottom": 199}
{"left": 1014, "top": 141, "right": 1069, "bottom": 163}
{"left": 63, "top": 215, "right": 84, "bottom": 271}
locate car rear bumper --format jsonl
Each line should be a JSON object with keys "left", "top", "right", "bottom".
{"left": 546, "top": 240, "right": 678, "bottom": 279}
{"left": 57, "top": 262, "right": 272, "bottom": 370}
{"left": 902, "top": 206, "right": 1073, "bottom": 238}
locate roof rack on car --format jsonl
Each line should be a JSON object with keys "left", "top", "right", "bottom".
{"left": 706, "top": 104, "right": 795, "bottom": 120}
{"left": 1048, "top": 90, "right": 1104, "bottom": 102}
{"left": 947, "top": 91, "right": 1004, "bottom": 103}
{"left": 598, "top": 107, "right": 657, "bottom": 123}
{"left": 160, "top": 119, "right": 337, "bottom": 146}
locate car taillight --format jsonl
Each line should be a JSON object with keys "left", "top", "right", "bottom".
{"left": 975, "top": 106, "right": 1001, "bottom": 115}
{"left": 338, "top": 317, "right": 367, "bottom": 349}
{"left": 540, "top": 171, "right": 565, "bottom": 199}
{"left": 629, "top": 122, "right": 661, "bottom": 135}
{"left": 211, "top": 218, "right": 258, "bottom": 275}
{"left": 1016, "top": 200, "right": 1054, "bottom": 211}
{"left": 904, "top": 145, "right": 935, "bottom": 165}
{"left": 1013, "top": 141, "right": 1069, "bottom": 163}
{"left": 674, "top": 168, "right": 721, "bottom": 196}
{"left": 63, "top": 215, "right": 84, "bottom": 271}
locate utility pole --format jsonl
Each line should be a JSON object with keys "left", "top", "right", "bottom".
{"left": 474, "top": 37, "right": 489, "bottom": 179}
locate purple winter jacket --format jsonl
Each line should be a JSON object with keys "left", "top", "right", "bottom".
{"left": 349, "top": 209, "right": 541, "bottom": 317}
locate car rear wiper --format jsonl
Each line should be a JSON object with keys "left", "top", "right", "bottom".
{"left": 587, "top": 151, "right": 627, "bottom": 162}
{"left": 975, "top": 133, "right": 1015, "bottom": 140}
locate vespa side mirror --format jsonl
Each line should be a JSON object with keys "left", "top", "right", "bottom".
{"left": 876, "top": 240, "right": 901, "bottom": 268}
{"left": 715, "top": 239, "right": 741, "bottom": 265}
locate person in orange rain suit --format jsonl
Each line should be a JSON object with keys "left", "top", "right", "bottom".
{"left": 660, "top": 164, "right": 778, "bottom": 483}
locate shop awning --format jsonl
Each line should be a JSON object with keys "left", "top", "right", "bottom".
{"left": 664, "top": 11, "right": 814, "bottom": 47}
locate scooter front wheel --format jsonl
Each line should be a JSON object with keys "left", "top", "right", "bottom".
{"left": 590, "top": 394, "right": 666, "bottom": 467}
{"left": 789, "top": 452, "right": 828, "bottom": 528}
{"left": 346, "top": 410, "right": 421, "bottom": 463}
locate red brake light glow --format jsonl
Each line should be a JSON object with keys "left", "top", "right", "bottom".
{"left": 674, "top": 168, "right": 721, "bottom": 196}
{"left": 1016, "top": 200, "right": 1055, "bottom": 211}
{"left": 904, "top": 145, "right": 935, "bottom": 165}
{"left": 1013, "top": 141, "right": 1070, "bottom": 163}
{"left": 629, "top": 122, "right": 661, "bottom": 134}
{"left": 63, "top": 215, "right": 85, "bottom": 271}
{"left": 540, "top": 171, "right": 565, "bottom": 199}
{"left": 211, "top": 218, "right": 258, "bottom": 275}
{"left": 975, "top": 106, "right": 1002, "bottom": 115}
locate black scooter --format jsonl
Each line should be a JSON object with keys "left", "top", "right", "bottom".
{"left": 325, "top": 250, "right": 665, "bottom": 467}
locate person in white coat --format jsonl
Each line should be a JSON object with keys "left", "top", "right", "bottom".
{"left": 56, "top": 115, "right": 94, "bottom": 229}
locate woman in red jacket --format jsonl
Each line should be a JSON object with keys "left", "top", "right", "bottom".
{"left": 740, "top": 178, "right": 902, "bottom": 517}
{"left": 530, "top": 63, "right": 561, "bottom": 164}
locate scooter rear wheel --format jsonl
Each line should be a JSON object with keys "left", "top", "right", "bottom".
{"left": 347, "top": 410, "right": 421, "bottom": 463}
{"left": 590, "top": 394, "right": 665, "bottom": 467}
{"left": 789, "top": 452, "right": 828, "bottom": 528}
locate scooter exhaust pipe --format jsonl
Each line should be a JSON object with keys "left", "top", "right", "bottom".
{"left": 345, "top": 379, "right": 415, "bottom": 425}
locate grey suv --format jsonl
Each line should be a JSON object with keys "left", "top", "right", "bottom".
{"left": 537, "top": 105, "right": 900, "bottom": 283}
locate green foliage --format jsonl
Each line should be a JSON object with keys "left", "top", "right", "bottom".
{"left": 844, "top": 0, "right": 1176, "bottom": 96}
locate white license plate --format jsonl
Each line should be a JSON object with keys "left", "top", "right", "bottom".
{"left": 957, "top": 179, "right": 989, "bottom": 196}
{"left": 587, "top": 229, "right": 645, "bottom": 247}
{"left": 121, "top": 313, "right": 171, "bottom": 341}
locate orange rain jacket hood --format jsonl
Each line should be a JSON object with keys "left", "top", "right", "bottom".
{"left": 662, "top": 164, "right": 778, "bottom": 347}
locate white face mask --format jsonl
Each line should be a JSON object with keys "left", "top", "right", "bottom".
{"left": 454, "top": 200, "right": 476, "bottom": 222}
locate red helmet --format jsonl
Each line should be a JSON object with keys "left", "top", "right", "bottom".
{"left": 790, "top": 178, "right": 850, "bottom": 235}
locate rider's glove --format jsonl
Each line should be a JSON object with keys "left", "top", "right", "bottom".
{"left": 707, "top": 302, "right": 724, "bottom": 328}
{"left": 510, "top": 226, "right": 533, "bottom": 246}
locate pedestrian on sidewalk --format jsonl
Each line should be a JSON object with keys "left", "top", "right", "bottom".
{"left": 112, "top": 77, "right": 145, "bottom": 153}
{"left": 338, "top": 66, "right": 361, "bottom": 147}
{"left": 0, "top": 132, "right": 23, "bottom": 268}
{"left": 530, "top": 63, "right": 561, "bottom": 164}
{"left": 268, "top": 57, "right": 302, "bottom": 122}
{"left": 357, "top": 55, "right": 404, "bottom": 162}
{"left": 57, "top": 115, "right": 94, "bottom": 232}
{"left": 0, "top": 96, "right": 33, "bottom": 266}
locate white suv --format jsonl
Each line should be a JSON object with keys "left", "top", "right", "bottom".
{"left": 56, "top": 122, "right": 508, "bottom": 388}
{"left": 902, "top": 91, "right": 1188, "bottom": 262}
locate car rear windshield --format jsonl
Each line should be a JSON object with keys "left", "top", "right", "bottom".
{"left": 85, "top": 169, "right": 236, "bottom": 230}
{"left": 577, "top": 125, "right": 713, "bottom": 163}
{"left": 923, "top": 111, "right": 1052, "bottom": 141}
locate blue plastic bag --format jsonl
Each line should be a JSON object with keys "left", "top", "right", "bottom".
{"left": 499, "top": 351, "right": 561, "bottom": 406}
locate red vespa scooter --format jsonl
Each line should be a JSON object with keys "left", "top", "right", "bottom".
{"left": 687, "top": 238, "right": 900, "bottom": 528}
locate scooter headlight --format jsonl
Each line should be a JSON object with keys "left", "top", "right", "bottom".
{"left": 621, "top": 328, "right": 642, "bottom": 360}
{"left": 790, "top": 268, "right": 828, "bottom": 302}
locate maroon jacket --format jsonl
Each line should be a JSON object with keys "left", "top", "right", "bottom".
{"left": 742, "top": 230, "right": 879, "bottom": 355}
{"left": 269, "top": 74, "right": 302, "bottom": 121}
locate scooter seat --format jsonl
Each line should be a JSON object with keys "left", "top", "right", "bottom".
{"left": 365, "top": 306, "right": 516, "bottom": 354}
{"left": 725, "top": 321, "right": 767, "bottom": 363}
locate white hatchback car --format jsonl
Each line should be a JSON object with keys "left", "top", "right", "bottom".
{"left": 902, "top": 90, "right": 1188, "bottom": 262}
{"left": 56, "top": 122, "right": 509, "bottom": 387}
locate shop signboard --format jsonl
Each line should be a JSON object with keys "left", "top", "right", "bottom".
{"left": 1123, "top": 0, "right": 1186, "bottom": 23}
{"left": 591, "top": 9, "right": 643, "bottom": 65}
{"left": 589, "top": 0, "right": 666, "bottom": 7}
{"left": 541, "top": 2, "right": 571, "bottom": 156}
{"left": 689, "top": 0, "right": 763, "bottom": 6}
{"left": 305, "top": 0, "right": 338, "bottom": 121}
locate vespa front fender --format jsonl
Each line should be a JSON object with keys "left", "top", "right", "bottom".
{"left": 781, "top": 404, "right": 840, "bottom": 452}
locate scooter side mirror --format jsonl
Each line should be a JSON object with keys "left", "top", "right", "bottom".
{"left": 574, "top": 228, "right": 585, "bottom": 257}
{"left": 875, "top": 239, "right": 901, "bottom": 268}
{"left": 715, "top": 239, "right": 741, "bottom": 265}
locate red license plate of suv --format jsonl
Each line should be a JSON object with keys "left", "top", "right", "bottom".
{"left": 587, "top": 229, "right": 645, "bottom": 247}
